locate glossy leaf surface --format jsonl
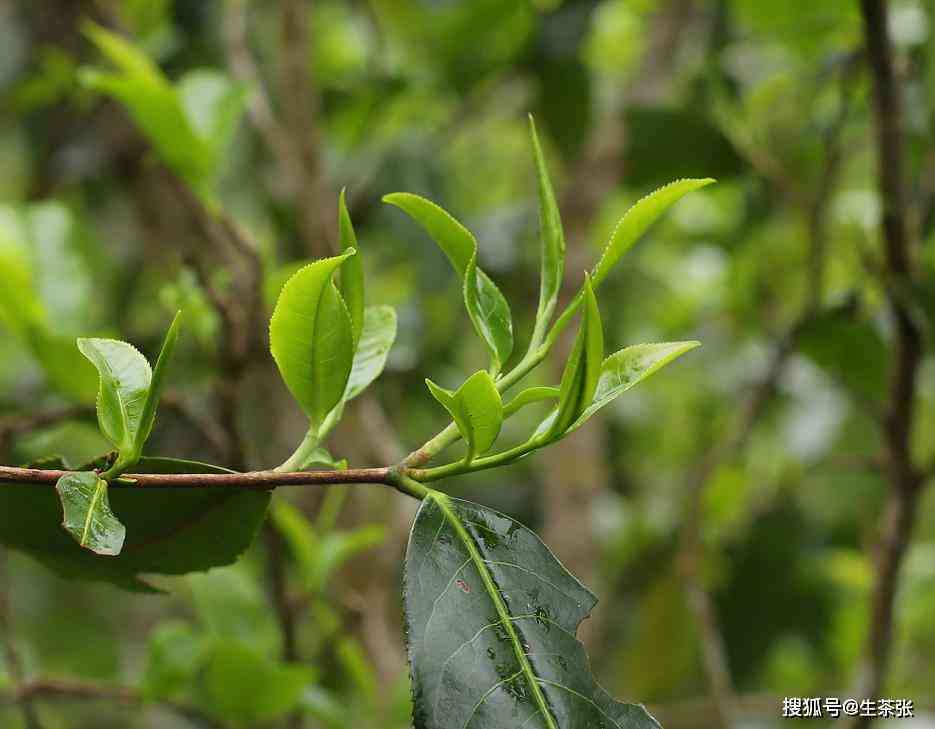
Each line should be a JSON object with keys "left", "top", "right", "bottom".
{"left": 56, "top": 471, "right": 126, "bottom": 556}
{"left": 77, "top": 337, "right": 152, "bottom": 453}
{"left": 383, "top": 193, "right": 513, "bottom": 372}
{"left": 425, "top": 370, "right": 503, "bottom": 462}
{"left": 591, "top": 178, "right": 715, "bottom": 289}
{"left": 344, "top": 305, "right": 397, "bottom": 401}
{"left": 404, "top": 493, "right": 661, "bottom": 729}
{"left": 269, "top": 252, "right": 356, "bottom": 425}
{"left": 0, "top": 458, "right": 269, "bottom": 591}
{"left": 546, "top": 276, "right": 602, "bottom": 440}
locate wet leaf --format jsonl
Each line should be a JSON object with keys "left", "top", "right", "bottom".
{"left": 0, "top": 458, "right": 269, "bottom": 591}
{"left": 56, "top": 471, "right": 126, "bottom": 556}
{"left": 404, "top": 493, "right": 661, "bottom": 729}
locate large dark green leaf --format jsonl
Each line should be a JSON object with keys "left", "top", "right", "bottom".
{"left": 0, "top": 457, "right": 269, "bottom": 591}
{"left": 404, "top": 492, "right": 660, "bottom": 729}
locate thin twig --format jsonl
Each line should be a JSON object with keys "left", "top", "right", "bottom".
{"left": 848, "top": 3, "right": 926, "bottom": 724}
{"left": 0, "top": 678, "right": 222, "bottom": 729}
{"left": 0, "top": 464, "right": 392, "bottom": 489}
{"left": 0, "top": 553, "right": 44, "bottom": 729}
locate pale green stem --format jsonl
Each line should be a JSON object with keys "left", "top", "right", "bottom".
{"left": 275, "top": 427, "right": 320, "bottom": 472}
{"left": 401, "top": 295, "right": 581, "bottom": 469}
{"left": 408, "top": 437, "right": 545, "bottom": 482}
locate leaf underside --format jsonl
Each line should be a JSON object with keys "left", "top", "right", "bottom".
{"left": 404, "top": 493, "right": 661, "bottom": 729}
{"left": 1, "top": 458, "right": 269, "bottom": 591}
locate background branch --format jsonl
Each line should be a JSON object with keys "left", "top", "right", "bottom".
{"left": 849, "top": 2, "right": 926, "bottom": 723}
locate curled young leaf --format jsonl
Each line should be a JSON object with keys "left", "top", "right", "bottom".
{"left": 383, "top": 193, "right": 513, "bottom": 373}
{"left": 529, "top": 115, "right": 565, "bottom": 343}
{"left": 77, "top": 337, "right": 152, "bottom": 454}
{"left": 56, "top": 471, "right": 126, "bottom": 556}
{"left": 338, "top": 189, "right": 365, "bottom": 349}
{"left": 545, "top": 275, "right": 603, "bottom": 441}
{"left": 426, "top": 371, "right": 503, "bottom": 463}
{"left": 404, "top": 493, "right": 661, "bottom": 729}
{"left": 269, "top": 251, "right": 357, "bottom": 427}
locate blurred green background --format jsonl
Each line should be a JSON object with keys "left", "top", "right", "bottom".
{"left": 1, "top": 0, "right": 935, "bottom": 728}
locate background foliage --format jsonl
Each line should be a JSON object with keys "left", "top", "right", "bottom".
{"left": 1, "top": 1, "right": 934, "bottom": 728}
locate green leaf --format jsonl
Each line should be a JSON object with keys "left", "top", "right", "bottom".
{"left": 176, "top": 69, "right": 247, "bottom": 176}
{"left": 426, "top": 370, "right": 503, "bottom": 462}
{"left": 591, "top": 178, "right": 715, "bottom": 289}
{"left": 503, "top": 386, "right": 560, "bottom": 418}
{"left": 80, "top": 22, "right": 211, "bottom": 195}
{"left": 269, "top": 251, "right": 357, "bottom": 426}
{"left": 344, "top": 305, "right": 397, "bottom": 401}
{"left": 142, "top": 621, "right": 206, "bottom": 701}
{"left": 56, "top": 471, "right": 126, "bottom": 556}
{"left": 202, "top": 642, "right": 313, "bottom": 727}
{"left": 77, "top": 337, "right": 152, "bottom": 454}
{"left": 404, "top": 492, "right": 661, "bottom": 729}
{"left": 529, "top": 115, "right": 565, "bottom": 341}
{"left": 135, "top": 311, "right": 181, "bottom": 457}
{"left": 546, "top": 275, "right": 603, "bottom": 440}
{"left": 575, "top": 341, "right": 700, "bottom": 430}
{"left": 338, "top": 189, "right": 365, "bottom": 348}
{"left": 383, "top": 193, "right": 513, "bottom": 372}
{"left": 273, "top": 501, "right": 385, "bottom": 592}
{"left": 0, "top": 458, "right": 269, "bottom": 592}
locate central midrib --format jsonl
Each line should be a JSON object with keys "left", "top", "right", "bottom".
{"left": 431, "top": 492, "right": 558, "bottom": 729}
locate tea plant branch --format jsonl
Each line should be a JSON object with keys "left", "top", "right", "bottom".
{"left": 849, "top": 2, "right": 926, "bottom": 723}
{"left": 0, "top": 678, "right": 223, "bottom": 729}
{"left": 676, "top": 53, "right": 857, "bottom": 729}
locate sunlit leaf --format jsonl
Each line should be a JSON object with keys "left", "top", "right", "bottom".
{"left": 573, "top": 341, "right": 700, "bottom": 430}
{"left": 77, "top": 337, "right": 152, "bottom": 454}
{"left": 426, "top": 370, "right": 503, "bottom": 462}
{"left": 591, "top": 178, "right": 715, "bottom": 289}
{"left": 405, "top": 492, "right": 661, "bottom": 729}
{"left": 383, "top": 193, "right": 513, "bottom": 372}
{"left": 56, "top": 471, "right": 126, "bottom": 556}
{"left": 269, "top": 251, "right": 356, "bottom": 426}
